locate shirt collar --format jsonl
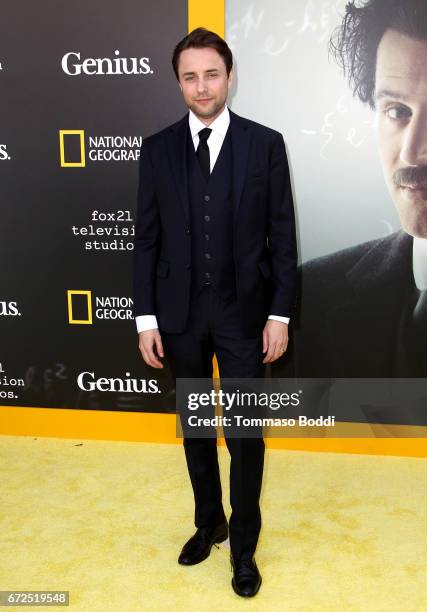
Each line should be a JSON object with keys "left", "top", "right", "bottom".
{"left": 413, "top": 236, "right": 427, "bottom": 290}
{"left": 188, "top": 104, "right": 230, "bottom": 141}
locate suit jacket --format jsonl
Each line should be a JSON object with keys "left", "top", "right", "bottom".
{"left": 133, "top": 109, "right": 297, "bottom": 335}
{"left": 280, "top": 230, "right": 414, "bottom": 377}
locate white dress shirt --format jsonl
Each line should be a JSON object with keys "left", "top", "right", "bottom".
{"left": 413, "top": 236, "right": 427, "bottom": 290}
{"left": 136, "top": 105, "right": 290, "bottom": 332}
{"left": 189, "top": 104, "right": 230, "bottom": 172}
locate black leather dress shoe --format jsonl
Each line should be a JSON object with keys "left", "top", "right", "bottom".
{"left": 230, "top": 554, "right": 262, "bottom": 597}
{"left": 178, "top": 520, "right": 228, "bottom": 565}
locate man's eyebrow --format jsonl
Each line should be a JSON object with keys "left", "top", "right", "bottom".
{"left": 375, "top": 88, "right": 409, "bottom": 102}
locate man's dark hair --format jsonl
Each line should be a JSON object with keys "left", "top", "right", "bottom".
{"left": 172, "top": 27, "right": 233, "bottom": 80}
{"left": 329, "top": 0, "right": 427, "bottom": 108}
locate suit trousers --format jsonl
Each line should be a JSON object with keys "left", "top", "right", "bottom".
{"left": 161, "top": 284, "right": 266, "bottom": 560}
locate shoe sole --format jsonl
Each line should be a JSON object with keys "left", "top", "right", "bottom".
{"left": 178, "top": 530, "right": 229, "bottom": 565}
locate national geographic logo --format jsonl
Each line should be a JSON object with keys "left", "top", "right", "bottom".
{"left": 67, "top": 290, "right": 92, "bottom": 324}
{"left": 59, "top": 130, "right": 142, "bottom": 167}
{"left": 59, "top": 130, "right": 85, "bottom": 167}
{"left": 0, "top": 144, "right": 11, "bottom": 161}
{"left": 67, "top": 290, "right": 133, "bottom": 324}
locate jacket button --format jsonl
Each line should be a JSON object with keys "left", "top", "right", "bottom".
{"left": 185, "top": 228, "right": 191, "bottom": 235}
{"left": 204, "top": 215, "right": 210, "bottom": 222}
{"left": 204, "top": 195, "right": 210, "bottom": 202}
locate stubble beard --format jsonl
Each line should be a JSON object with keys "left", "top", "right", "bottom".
{"left": 189, "top": 96, "right": 226, "bottom": 122}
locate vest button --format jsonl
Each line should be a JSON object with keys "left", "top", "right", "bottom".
{"left": 185, "top": 228, "right": 191, "bottom": 235}
{"left": 204, "top": 195, "right": 210, "bottom": 202}
{"left": 205, "top": 272, "right": 211, "bottom": 279}
{"left": 204, "top": 234, "right": 210, "bottom": 241}
{"left": 204, "top": 215, "right": 210, "bottom": 222}
{"left": 185, "top": 263, "right": 190, "bottom": 270}
{"left": 205, "top": 253, "right": 211, "bottom": 260}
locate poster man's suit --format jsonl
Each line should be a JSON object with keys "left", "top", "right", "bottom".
{"left": 133, "top": 106, "right": 297, "bottom": 564}
{"left": 277, "top": 230, "right": 427, "bottom": 427}
{"left": 284, "top": 231, "right": 420, "bottom": 378}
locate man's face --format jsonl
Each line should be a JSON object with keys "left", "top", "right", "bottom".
{"left": 177, "top": 46, "right": 232, "bottom": 125}
{"left": 375, "top": 29, "right": 427, "bottom": 238}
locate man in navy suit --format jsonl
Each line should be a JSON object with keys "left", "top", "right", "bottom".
{"left": 133, "top": 28, "right": 296, "bottom": 597}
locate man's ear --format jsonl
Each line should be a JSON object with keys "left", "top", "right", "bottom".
{"left": 178, "top": 81, "right": 183, "bottom": 92}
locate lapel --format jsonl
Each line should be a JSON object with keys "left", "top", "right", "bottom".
{"left": 345, "top": 230, "right": 413, "bottom": 296}
{"left": 165, "top": 108, "right": 252, "bottom": 227}
{"left": 166, "top": 113, "right": 190, "bottom": 224}
{"left": 325, "top": 231, "right": 413, "bottom": 374}
{"left": 229, "top": 109, "right": 252, "bottom": 226}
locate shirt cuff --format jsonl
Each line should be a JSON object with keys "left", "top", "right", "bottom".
{"left": 136, "top": 315, "right": 158, "bottom": 333}
{"left": 268, "top": 314, "right": 290, "bottom": 325}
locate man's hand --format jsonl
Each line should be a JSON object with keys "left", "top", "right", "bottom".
{"left": 262, "top": 320, "right": 288, "bottom": 364}
{"left": 138, "top": 329, "right": 164, "bottom": 368}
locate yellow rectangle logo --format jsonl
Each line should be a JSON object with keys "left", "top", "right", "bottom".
{"left": 59, "top": 130, "right": 86, "bottom": 167}
{"left": 67, "top": 290, "right": 92, "bottom": 324}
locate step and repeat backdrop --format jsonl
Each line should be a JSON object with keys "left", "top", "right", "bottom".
{"left": 1, "top": 0, "right": 187, "bottom": 411}
{"left": 2, "top": 0, "right": 426, "bottom": 427}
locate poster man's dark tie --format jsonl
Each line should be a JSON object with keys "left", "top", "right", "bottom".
{"left": 196, "top": 128, "right": 212, "bottom": 181}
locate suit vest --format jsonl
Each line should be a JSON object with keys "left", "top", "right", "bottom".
{"left": 187, "top": 128, "right": 236, "bottom": 300}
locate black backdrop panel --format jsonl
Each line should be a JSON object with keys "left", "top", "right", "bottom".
{"left": 1, "top": 0, "right": 187, "bottom": 411}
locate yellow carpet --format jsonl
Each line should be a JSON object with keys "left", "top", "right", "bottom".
{"left": 0, "top": 435, "right": 426, "bottom": 611}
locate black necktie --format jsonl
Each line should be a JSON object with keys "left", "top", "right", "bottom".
{"left": 196, "top": 127, "right": 212, "bottom": 181}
